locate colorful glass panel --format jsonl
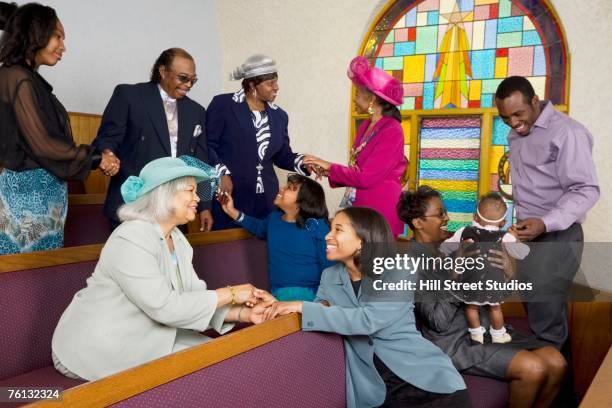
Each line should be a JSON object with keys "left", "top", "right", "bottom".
{"left": 418, "top": 116, "right": 481, "bottom": 231}
{"left": 364, "top": 0, "right": 567, "bottom": 108}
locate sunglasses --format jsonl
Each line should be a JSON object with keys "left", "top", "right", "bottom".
{"left": 169, "top": 69, "right": 198, "bottom": 85}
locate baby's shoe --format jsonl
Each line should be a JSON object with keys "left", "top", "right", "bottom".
{"left": 492, "top": 333, "right": 512, "bottom": 343}
{"left": 468, "top": 326, "right": 485, "bottom": 344}
{"left": 490, "top": 326, "right": 512, "bottom": 344}
{"left": 470, "top": 333, "right": 484, "bottom": 344}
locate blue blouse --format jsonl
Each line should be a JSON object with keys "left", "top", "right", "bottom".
{"left": 237, "top": 210, "right": 333, "bottom": 289}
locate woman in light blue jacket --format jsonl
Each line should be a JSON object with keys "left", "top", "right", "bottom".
{"left": 268, "top": 207, "right": 469, "bottom": 408}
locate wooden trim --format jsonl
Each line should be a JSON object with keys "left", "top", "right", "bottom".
{"left": 479, "top": 112, "right": 493, "bottom": 195}
{"left": 357, "top": 0, "right": 396, "bottom": 56}
{"left": 349, "top": 86, "right": 357, "bottom": 150}
{"left": 0, "top": 229, "right": 252, "bottom": 273}
{"left": 580, "top": 345, "right": 612, "bottom": 407}
{"left": 540, "top": 0, "right": 571, "bottom": 107}
{"left": 25, "top": 313, "right": 301, "bottom": 408}
{"left": 408, "top": 113, "right": 419, "bottom": 190}
{"left": 68, "top": 194, "right": 106, "bottom": 205}
{"left": 566, "top": 52, "right": 572, "bottom": 113}
{"left": 350, "top": 104, "right": 568, "bottom": 121}
{"left": 0, "top": 244, "right": 103, "bottom": 273}
{"left": 186, "top": 228, "right": 252, "bottom": 246}
{"left": 67, "top": 112, "right": 102, "bottom": 118}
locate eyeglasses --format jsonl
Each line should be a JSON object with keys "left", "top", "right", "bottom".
{"left": 421, "top": 209, "right": 448, "bottom": 219}
{"left": 171, "top": 70, "right": 198, "bottom": 85}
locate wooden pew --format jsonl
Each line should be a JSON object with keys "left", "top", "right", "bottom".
{"left": 68, "top": 112, "right": 107, "bottom": 195}
{"left": 23, "top": 314, "right": 344, "bottom": 407}
{"left": 580, "top": 344, "right": 612, "bottom": 407}
{"left": 1, "top": 231, "right": 610, "bottom": 406}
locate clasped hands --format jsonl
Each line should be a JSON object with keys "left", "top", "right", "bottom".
{"left": 227, "top": 284, "right": 304, "bottom": 324}
{"left": 508, "top": 217, "right": 546, "bottom": 241}
{"left": 252, "top": 298, "right": 304, "bottom": 324}
{"left": 100, "top": 149, "right": 120, "bottom": 177}
{"left": 303, "top": 155, "right": 331, "bottom": 181}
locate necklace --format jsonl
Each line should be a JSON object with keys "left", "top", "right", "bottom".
{"left": 349, "top": 120, "right": 387, "bottom": 166}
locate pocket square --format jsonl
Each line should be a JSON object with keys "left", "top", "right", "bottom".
{"left": 193, "top": 124, "right": 202, "bottom": 137}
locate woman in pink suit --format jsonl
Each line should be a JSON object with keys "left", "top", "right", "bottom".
{"left": 304, "top": 56, "right": 406, "bottom": 236}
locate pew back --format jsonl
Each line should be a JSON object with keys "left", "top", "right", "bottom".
{"left": 0, "top": 260, "right": 97, "bottom": 380}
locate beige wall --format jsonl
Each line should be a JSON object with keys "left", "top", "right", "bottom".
{"left": 216, "top": 0, "right": 389, "bottom": 211}
{"left": 552, "top": 0, "right": 612, "bottom": 243}
{"left": 216, "top": 0, "right": 611, "bottom": 290}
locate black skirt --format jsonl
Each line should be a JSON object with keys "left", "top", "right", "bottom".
{"left": 374, "top": 355, "right": 472, "bottom": 407}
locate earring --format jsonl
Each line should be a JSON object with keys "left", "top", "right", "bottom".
{"left": 252, "top": 88, "right": 257, "bottom": 99}
{"left": 367, "top": 102, "right": 375, "bottom": 115}
{"left": 354, "top": 248, "right": 362, "bottom": 257}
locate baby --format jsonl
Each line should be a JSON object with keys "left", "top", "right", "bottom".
{"left": 441, "top": 192, "right": 529, "bottom": 344}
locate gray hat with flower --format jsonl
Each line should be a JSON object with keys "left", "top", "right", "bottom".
{"left": 230, "top": 54, "right": 277, "bottom": 81}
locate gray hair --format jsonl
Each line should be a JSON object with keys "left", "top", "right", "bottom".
{"left": 117, "top": 176, "right": 193, "bottom": 223}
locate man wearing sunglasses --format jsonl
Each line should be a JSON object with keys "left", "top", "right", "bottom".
{"left": 93, "top": 47, "right": 213, "bottom": 231}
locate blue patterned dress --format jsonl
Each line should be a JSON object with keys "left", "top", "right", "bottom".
{"left": 0, "top": 169, "right": 67, "bottom": 253}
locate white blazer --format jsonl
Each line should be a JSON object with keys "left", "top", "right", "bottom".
{"left": 52, "top": 220, "right": 232, "bottom": 380}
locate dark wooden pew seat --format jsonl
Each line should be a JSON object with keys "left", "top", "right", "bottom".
{"left": 63, "top": 194, "right": 110, "bottom": 248}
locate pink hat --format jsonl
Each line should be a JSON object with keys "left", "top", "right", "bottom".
{"left": 347, "top": 56, "right": 404, "bottom": 106}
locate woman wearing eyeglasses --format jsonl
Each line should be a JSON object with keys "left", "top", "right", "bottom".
{"left": 92, "top": 48, "right": 213, "bottom": 231}
{"left": 206, "top": 54, "right": 310, "bottom": 230}
{"left": 0, "top": 2, "right": 116, "bottom": 254}
{"left": 398, "top": 186, "right": 567, "bottom": 407}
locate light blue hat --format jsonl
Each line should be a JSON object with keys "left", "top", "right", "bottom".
{"left": 121, "top": 156, "right": 219, "bottom": 203}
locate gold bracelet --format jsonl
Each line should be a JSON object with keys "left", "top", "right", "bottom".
{"left": 227, "top": 285, "right": 236, "bottom": 306}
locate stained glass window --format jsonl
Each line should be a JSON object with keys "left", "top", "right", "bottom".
{"left": 418, "top": 116, "right": 481, "bottom": 230}
{"left": 355, "top": 0, "right": 568, "bottom": 232}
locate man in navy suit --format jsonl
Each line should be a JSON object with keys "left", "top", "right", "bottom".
{"left": 93, "top": 48, "right": 212, "bottom": 230}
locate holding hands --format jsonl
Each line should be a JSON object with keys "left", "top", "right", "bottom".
{"left": 221, "top": 283, "right": 305, "bottom": 325}
{"left": 303, "top": 155, "right": 331, "bottom": 181}
{"left": 221, "top": 285, "right": 276, "bottom": 324}
{"left": 262, "top": 301, "right": 303, "bottom": 321}
{"left": 100, "top": 149, "right": 120, "bottom": 177}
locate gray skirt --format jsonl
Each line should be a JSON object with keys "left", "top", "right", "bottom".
{"left": 461, "top": 327, "right": 550, "bottom": 380}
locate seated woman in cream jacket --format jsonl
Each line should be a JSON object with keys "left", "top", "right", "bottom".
{"left": 52, "top": 157, "right": 272, "bottom": 381}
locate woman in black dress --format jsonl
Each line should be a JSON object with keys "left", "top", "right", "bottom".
{"left": 0, "top": 2, "right": 116, "bottom": 253}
